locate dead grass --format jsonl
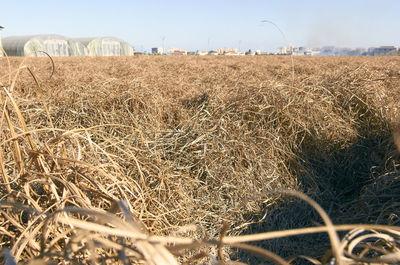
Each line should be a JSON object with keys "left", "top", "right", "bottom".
{"left": 0, "top": 55, "right": 400, "bottom": 264}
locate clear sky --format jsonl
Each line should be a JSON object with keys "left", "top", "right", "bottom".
{"left": 1, "top": 0, "right": 399, "bottom": 52}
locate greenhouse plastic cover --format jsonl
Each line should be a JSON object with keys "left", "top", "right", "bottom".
{"left": 1, "top": 35, "right": 70, "bottom": 56}
{"left": 0, "top": 35, "right": 134, "bottom": 57}
{"left": 73, "top": 37, "right": 134, "bottom": 56}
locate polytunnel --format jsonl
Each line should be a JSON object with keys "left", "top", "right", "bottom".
{"left": 120, "top": 40, "right": 135, "bottom": 56}
{"left": 1, "top": 35, "right": 70, "bottom": 57}
{"left": 73, "top": 37, "right": 134, "bottom": 56}
{"left": 67, "top": 39, "right": 88, "bottom": 56}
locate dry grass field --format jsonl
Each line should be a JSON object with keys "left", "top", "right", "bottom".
{"left": 1, "top": 55, "right": 400, "bottom": 264}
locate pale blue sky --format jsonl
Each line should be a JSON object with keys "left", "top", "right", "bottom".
{"left": 1, "top": 0, "right": 399, "bottom": 52}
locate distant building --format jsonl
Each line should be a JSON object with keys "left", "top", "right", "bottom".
{"left": 196, "top": 51, "right": 208, "bottom": 56}
{"left": 276, "top": 45, "right": 398, "bottom": 56}
{"left": 216, "top": 48, "right": 238, "bottom": 55}
{"left": 311, "top": 48, "right": 321, "bottom": 56}
{"left": 277, "top": 46, "right": 311, "bottom": 55}
{"left": 319, "top": 46, "right": 336, "bottom": 56}
{"left": 168, "top": 47, "right": 187, "bottom": 55}
{"left": 151, "top": 47, "right": 164, "bottom": 54}
{"left": 368, "top": 47, "right": 376, "bottom": 54}
{"left": 295, "top": 47, "right": 314, "bottom": 56}
{"left": 225, "top": 51, "right": 241, "bottom": 55}
{"left": 277, "top": 46, "right": 287, "bottom": 54}
{"left": 346, "top": 48, "right": 367, "bottom": 56}
{"left": 371, "top": 46, "right": 397, "bottom": 55}
{"left": 292, "top": 46, "right": 309, "bottom": 56}
{"left": 245, "top": 50, "right": 256, "bottom": 56}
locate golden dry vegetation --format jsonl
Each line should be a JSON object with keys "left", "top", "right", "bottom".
{"left": 1, "top": 55, "right": 400, "bottom": 264}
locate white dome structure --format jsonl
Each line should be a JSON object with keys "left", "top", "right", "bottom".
{"left": 120, "top": 40, "right": 135, "bottom": 56}
{"left": 73, "top": 37, "right": 134, "bottom": 56}
{"left": 1, "top": 35, "right": 70, "bottom": 57}
{"left": 0, "top": 34, "right": 134, "bottom": 57}
{"left": 67, "top": 39, "right": 88, "bottom": 56}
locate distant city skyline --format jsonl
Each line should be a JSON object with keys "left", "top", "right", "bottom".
{"left": 1, "top": 0, "right": 399, "bottom": 52}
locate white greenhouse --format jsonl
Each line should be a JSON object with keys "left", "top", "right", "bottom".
{"left": 73, "top": 37, "right": 134, "bottom": 56}
{"left": 67, "top": 39, "right": 88, "bottom": 56}
{"left": 1, "top": 35, "right": 71, "bottom": 57}
{"left": 120, "top": 40, "right": 135, "bottom": 56}
{"left": 0, "top": 35, "right": 134, "bottom": 57}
